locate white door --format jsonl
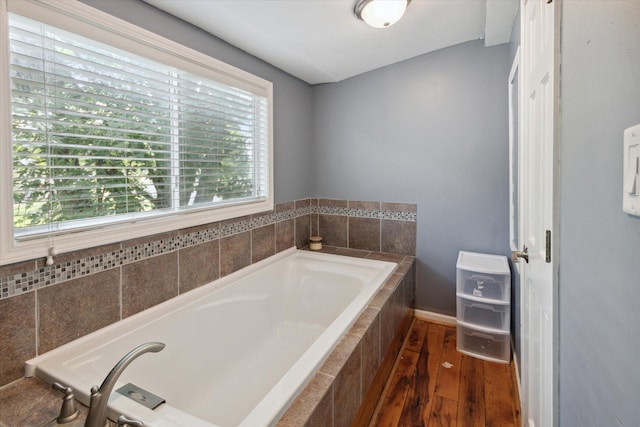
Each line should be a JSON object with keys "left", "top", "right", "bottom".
{"left": 516, "top": 0, "right": 558, "bottom": 426}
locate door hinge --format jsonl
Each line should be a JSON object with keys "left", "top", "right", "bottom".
{"left": 545, "top": 230, "right": 552, "bottom": 263}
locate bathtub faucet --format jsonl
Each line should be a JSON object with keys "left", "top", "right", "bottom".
{"left": 84, "top": 342, "right": 166, "bottom": 427}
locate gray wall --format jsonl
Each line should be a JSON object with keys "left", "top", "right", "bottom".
{"left": 81, "top": 0, "right": 314, "bottom": 204}
{"left": 560, "top": 1, "right": 640, "bottom": 425}
{"left": 312, "top": 40, "right": 511, "bottom": 314}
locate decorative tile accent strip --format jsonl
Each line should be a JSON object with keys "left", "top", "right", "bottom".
{"left": 380, "top": 209, "right": 417, "bottom": 221}
{"left": 349, "top": 208, "right": 379, "bottom": 218}
{"left": 0, "top": 201, "right": 415, "bottom": 300}
{"left": 315, "top": 205, "right": 417, "bottom": 222}
{"left": 180, "top": 227, "right": 220, "bottom": 248}
{"left": 316, "top": 206, "right": 351, "bottom": 217}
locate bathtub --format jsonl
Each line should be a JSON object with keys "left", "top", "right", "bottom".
{"left": 25, "top": 247, "right": 397, "bottom": 426}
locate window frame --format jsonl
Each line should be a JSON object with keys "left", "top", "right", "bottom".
{"left": 0, "top": 0, "right": 274, "bottom": 265}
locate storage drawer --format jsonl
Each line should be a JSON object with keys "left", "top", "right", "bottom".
{"left": 457, "top": 322, "right": 510, "bottom": 363}
{"left": 457, "top": 271, "right": 510, "bottom": 302}
{"left": 457, "top": 296, "right": 510, "bottom": 331}
{"left": 456, "top": 251, "right": 510, "bottom": 302}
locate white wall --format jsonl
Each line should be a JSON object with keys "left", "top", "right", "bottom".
{"left": 560, "top": 1, "right": 640, "bottom": 424}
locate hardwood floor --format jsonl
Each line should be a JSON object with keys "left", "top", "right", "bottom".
{"left": 368, "top": 319, "right": 521, "bottom": 427}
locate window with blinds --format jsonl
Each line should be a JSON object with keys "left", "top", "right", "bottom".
{"left": 0, "top": 0, "right": 273, "bottom": 264}
{"left": 10, "top": 13, "right": 269, "bottom": 238}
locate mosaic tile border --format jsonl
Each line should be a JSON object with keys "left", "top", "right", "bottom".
{"left": 316, "top": 206, "right": 417, "bottom": 222}
{"left": 0, "top": 202, "right": 414, "bottom": 300}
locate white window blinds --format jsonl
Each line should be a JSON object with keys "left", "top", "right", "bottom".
{"left": 9, "top": 12, "right": 270, "bottom": 239}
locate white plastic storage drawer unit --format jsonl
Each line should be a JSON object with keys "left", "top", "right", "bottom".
{"left": 456, "top": 251, "right": 510, "bottom": 303}
{"left": 456, "top": 251, "right": 511, "bottom": 363}
{"left": 457, "top": 323, "right": 511, "bottom": 363}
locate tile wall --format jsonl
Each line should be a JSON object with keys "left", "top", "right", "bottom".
{"left": 0, "top": 198, "right": 417, "bottom": 386}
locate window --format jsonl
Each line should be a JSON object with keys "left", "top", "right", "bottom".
{"left": 0, "top": 0, "right": 273, "bottom": 264}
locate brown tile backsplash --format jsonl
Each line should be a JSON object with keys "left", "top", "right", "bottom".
{"left": 220, "top": 231, "right": 252, "bottom": 277}
{"left": 381, "top": 219, "right": 417, "bottom": 255}
{"left": 276, "top": 218, "right": 295, "bottom": 253}
{"left": 382, "top": 201, "right": 417, "bottom": 213}
{"left": 38, "top": 268, "right": 121, "bottom": 354}
{"left": 252, "top": 224, "right": 276, "bottom": 264}
{"left": 0, "top": 292, "right": 35, "bottom": 385}
{"left": 313, "top": 199, "right": 416, "bottom": 255}
{"left": 0, "top": 197, "right": 416, "bottom": 391}
{"left": 311, "top": 212, "right": 319, "bottom": 237}
{"left": 294, "top": 198, "right": 312, "bottom": 209}
{"left": 349, "top": 200, "right": 380, "bottom": 210}
{"left": 318, "top": 198, "right": 348, "bottom": 208}
{"left": 276, "top": 201, "right": 295, "bottom": 212}
{"left": 295, "top": 213, "right": 311, "bottom": 249}
{"left": 318, "top": 214, "right": 348, "bottom": 247}
{"left": 122, "top": 252, "right": 179, "bottom": 318}
{"left": 178, "top": 241, "right": 219, "bottom": 294}
{"left": 348, "top": 217, "right": 381, "bottom": 251}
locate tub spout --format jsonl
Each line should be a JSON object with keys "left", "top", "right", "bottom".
{"left": 84, "top": 342, "right": 165, "bottom": 427}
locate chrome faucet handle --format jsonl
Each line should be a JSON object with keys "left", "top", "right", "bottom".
{"left": 52, "top": 382, "right": 80, "bottom": 423}
{"left": 116, "top": 415, "right": 145, "bottom": 427}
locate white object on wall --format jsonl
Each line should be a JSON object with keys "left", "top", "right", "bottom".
{"left": 623, "top": 124, "right": 640, "bottom": 216}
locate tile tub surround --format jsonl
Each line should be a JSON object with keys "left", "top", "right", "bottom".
{"left": 0, "top": 251, "right": 416, "bottom": 427}
{"left": 314, "top": 199, "right": 417, "bottom": 255}
{"left": 0, "top": 198, "right": 417, "bottom": 387}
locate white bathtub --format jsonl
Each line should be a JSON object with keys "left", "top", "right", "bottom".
{"left": 25, "top": 248, "right": 397, "bottom": 426}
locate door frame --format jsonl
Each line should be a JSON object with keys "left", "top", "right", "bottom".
{"left": 507, "top": 46, "right": 523, "bottom": 404}
{"left": 509, "top": 47, "right": 520, "bottom": 256}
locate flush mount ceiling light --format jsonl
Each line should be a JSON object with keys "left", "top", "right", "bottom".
{"left": 354, "top": 0, "right": 411, "bottom": 29}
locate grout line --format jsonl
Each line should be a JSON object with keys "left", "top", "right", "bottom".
{"left": 118, "top": 266, "right": 123, "bottom": 321}
{"left": 34, "top": 287, "right": 39, "bottom": 357}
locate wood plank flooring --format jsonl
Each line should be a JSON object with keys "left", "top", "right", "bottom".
{"left": 368, "top": 319, "right": 521, "bottom": 427}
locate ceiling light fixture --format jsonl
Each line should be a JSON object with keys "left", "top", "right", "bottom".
{"left": 354, "top": 0, "right": 410, "bottom": 29}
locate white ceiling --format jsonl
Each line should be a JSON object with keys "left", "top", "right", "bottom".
{"left": 143, "top": 0, "right": 518, "bottom": 85}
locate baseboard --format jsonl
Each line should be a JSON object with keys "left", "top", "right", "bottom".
{"left": 413, "top": 309, "right": 456, "bottom": 326}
